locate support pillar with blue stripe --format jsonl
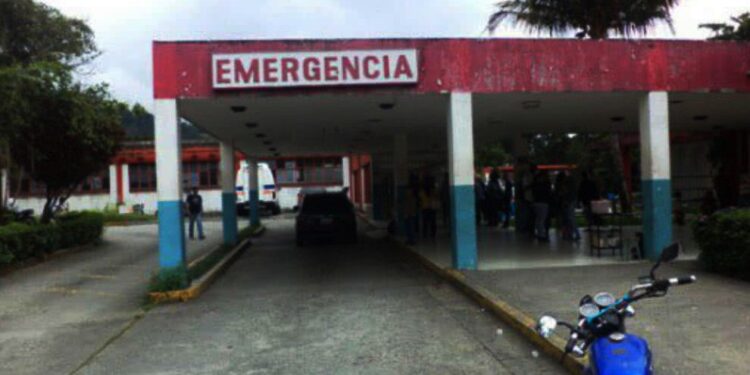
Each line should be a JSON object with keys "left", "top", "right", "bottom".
{"left": 447, "top": 92, "right": 478, "bottom": 270}
{"left": 248, "top": 160, "right": 261, "bottom": 227}
{"left": 154, "top": 99, "right": 187, "bottom": 285}
{"left": 220, "top": 142, "right": 238, "bottom": 246}
{"left": 639, "top": 91, "right": 672, "bottom": 261}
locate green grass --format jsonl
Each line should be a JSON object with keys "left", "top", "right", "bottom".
{"left": 149, "top": 224, "right": 262, "bottom": 292}
{"left": 102, "top": 211, "right": 154, "bottom": 224}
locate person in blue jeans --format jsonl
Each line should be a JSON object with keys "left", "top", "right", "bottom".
{"left": 186, "top": 188, "right": 205, "bottom": 240}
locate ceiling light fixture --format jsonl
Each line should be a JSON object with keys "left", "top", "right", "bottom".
{"left": 522, "top": 100, "right": 541, "bottom": 110}
{"left": 245, "top": 122, "right": 258, "bottom": 128}
{"left": 610, "top": 116, "right": 625, "bottom": 122}
{"left": 693, "top": 115, "right": 708, "bottom": 121}
{"left": 379, "top": 102, "right": 395, "bottom": 110}
{"left": 231, "top": 106, "right": 246, "bottom": 113}
{"left": 255, "top": 133, "right": 266, "bottom": 138}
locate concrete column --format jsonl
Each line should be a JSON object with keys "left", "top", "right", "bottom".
{"left": 393, "top": 134, "right": 408, "bottom": 227}
{"left": 121, "top": 163, "right": 130, "bottom": 204}
{"left": 639, "top": 91, "right": 672, "bottom": 260}
{"left": 1, "top": 168, "right": 8, "bottom": 208}
{"left": 154, "top": 99, "right": 186, "bottom": 281}
{"left": 447, "top": 92, "right": 477, "bottom": 270}
{"left": 360, "top": 162, "right": 368, "bottom": 209}
{"left": 248, "top": 160, "right": 261, "bottom": 227}
{"left": 220, "top": 142, "right": 238, "bottom": 245}
{"left": 108, "top": 164, "right": 118, "bottom": 205}
{"left": 342, "top": 156, "right": 351, "bottom": 199}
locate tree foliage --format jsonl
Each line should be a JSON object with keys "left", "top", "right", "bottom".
{"left": 487, "top": 0, "right": 679, "bottom": 39}
{"left": 6, "top": 66, "right": 123, "bottom": 222}
{"left": 700, "top": 12, "right": 750, "bottom": 41}
{"left": 0, "top": 0, "right": 98, "bottom": 67}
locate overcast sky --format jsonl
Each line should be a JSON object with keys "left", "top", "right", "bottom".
{"left": 42, "top": 0, "right": 749, "bottom": 110}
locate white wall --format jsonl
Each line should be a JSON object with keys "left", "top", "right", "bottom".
{"left": 125, "top": 190, "right": 223, "bottom": 214}
{"left": 11, "top": 194, "right": 113, "bottom": 214}
{"left": 276, "top": 185, "right": 344, "bottom": 210}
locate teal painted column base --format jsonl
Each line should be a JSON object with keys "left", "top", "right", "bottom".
{"left": 642, "top": 179, "right": 673, "bottom": 261}
{"left": 221, "top": 192, "right": 238, "bottom": 246}
{"left": 157, "top": 200, "right": 188, "bottom": 286}
{"left": 450, "top": 185, "right": 477, "bottom": 270}
{"left": 249, "top": 190, "right": 260, "bottom": 227}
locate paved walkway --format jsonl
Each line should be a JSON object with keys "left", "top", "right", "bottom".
{"left": 465, "top": 261, "right": 750, "bottom": 374}
{"left": 411, "top": 224, "right": 698, "bottom": 270}
{"left": 76, "top": 218, "right": 565, "bottom": 374}
{"left": 0, "top": 220, "right": 229, "bottom": 375}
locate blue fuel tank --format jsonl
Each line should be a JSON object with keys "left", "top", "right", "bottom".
{"left": 589, "top": 334, "right": 652, "bottom": 375}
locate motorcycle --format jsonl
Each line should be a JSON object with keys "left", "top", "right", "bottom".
{"left": 535, "top": 242, "right": 696, "bottom": 375}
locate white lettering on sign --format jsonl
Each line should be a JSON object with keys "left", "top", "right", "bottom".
{"left": 212, "top": 49, "right": 418, "bottom": 89}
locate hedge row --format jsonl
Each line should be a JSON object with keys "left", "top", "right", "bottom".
{"left": 0, "top": 212, "right": 104, "bottom": 265}
{"left": 694, "top": 208, "right": 750, "bottom": 281}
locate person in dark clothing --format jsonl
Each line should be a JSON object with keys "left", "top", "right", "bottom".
{"left": 532, "top": 170, "right": 552, "bottom": 241}
{"left": 474, "top": 175, "right": 487, "bottom": 225}
{"left": 556, "top": 171, "right": 580, "bottom": 241}
{"left": 501, "top": 172, "right": 513, "bottom": 228}
{"left": 578, "top": 172, "right": 599, "bottom": 226}
{"left": 418, "top": 176, "right": 438, "bottom": 239}
{"left": 186, "top": 188, "right": 205, "bottom": 240}
{"left": 486, "top": 169, "right": 503, "bottom": 227}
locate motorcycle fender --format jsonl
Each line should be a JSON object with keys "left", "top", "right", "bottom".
{"left": 589, "top": 334, "right": 652, "bottom": 375}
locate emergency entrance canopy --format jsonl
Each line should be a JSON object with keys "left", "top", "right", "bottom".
{"left": 212, "top": 49, "right": 418, "bottom": 89}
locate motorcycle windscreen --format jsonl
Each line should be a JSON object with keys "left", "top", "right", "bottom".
{"left": 590, "top": 334, "right": 652, "bottom": 375}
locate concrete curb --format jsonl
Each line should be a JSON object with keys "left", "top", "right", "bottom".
{"left": 398, "top": 241, "right": 587, "bottom": 374}
{"left": 149, "top": 225, "right": 265, "bottom": 304}
{"left": 356, "top": 210, "right": 587, "bottom": 374}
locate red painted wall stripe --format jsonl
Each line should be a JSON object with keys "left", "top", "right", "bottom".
{"left": 153, "top": 39, "right": 750, "bottom": 99}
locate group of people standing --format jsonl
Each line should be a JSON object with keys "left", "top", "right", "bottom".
{"left": 402, "top": 174, "right": 449, "bottom": 245}
{"left": 474, "top": 163, "right": 600, "bottom": 243}
{"left": 474, "top": 170, "right": 513, "bottom": 228}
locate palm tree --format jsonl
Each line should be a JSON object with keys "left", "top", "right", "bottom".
{"left": 487, "top": 0, "right": 679, "bottom": 39}
{"left": 487, "top": 1, "right": 680, "bottom": 212}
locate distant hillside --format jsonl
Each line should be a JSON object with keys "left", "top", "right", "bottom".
{"left": 120, "top": 103, "right": 209, "bottom": 141}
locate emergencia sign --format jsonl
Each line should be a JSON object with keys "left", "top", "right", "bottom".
{"left": 212, "top": 49, "right": 418, "bottom": 89}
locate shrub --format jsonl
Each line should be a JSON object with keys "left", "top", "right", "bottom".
{"left": 0, "top": 211, "right": 104, "bottom": 266}
{"left": 57, "top": 211, "right": 104, "bottom": 248}
{"left": 694, "top": 209, "right": 750, "bottom": 281}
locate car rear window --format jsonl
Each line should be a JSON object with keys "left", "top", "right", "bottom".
{"left": 301, "top": 194, "right": 351, "bottom": 214}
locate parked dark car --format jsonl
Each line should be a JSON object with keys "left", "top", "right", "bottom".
{"left": 295, "top": 192, "right": 357, "bottom": 246}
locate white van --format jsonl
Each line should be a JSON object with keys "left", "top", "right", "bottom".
{"left": 235, "top": 161, "right": 281, "bottom": 216}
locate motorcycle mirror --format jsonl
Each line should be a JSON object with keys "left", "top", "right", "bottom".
{"left": 536, "top": 315, "right": 557, "bottom": 338}
{"left": 660, "top": 242, "right": 681, "bottom": 263}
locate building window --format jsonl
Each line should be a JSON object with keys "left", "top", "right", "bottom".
{"left": 268, "top": 157, "right": 343, "bottom": 186}
{"left": 183, "top": 161, "right": 219, "bottom": 189}
{"left": 78, "top": 169, "right": 110, "bottom": 194}
{"left": 129, "top": 163, "right": 157, "bottom": 192}
{"left": 11, "top": 168, "right": 110, "bottom": 197}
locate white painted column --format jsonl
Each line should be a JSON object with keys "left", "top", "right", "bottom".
{"left": 154, "top": 99, "right": 186, "bottom": 278}
{"left": 639, "top": 91, "right": 672, "bottom": 260}
{"left": 1, "top": 168, "right": 8, "bottom": 208}
{"left": 342, "top": 156, "right": 351, "bottom": 199}
{"left": 360, "top": 161, "right": 368, "bottom": 210}
{"left": 108, "top": 164, "right": 118, "bottom": 205}
{"left": 447, "top": 92, "right": 477, "bottom": 270}
{"left": 248, "top": 159, "right": 260, "bottom": 227}
{"left": 220, "top": 142, "right": 238, "bottom": 245}
{"left": 121, "top": 164, "right": 131, "bottom": 205}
